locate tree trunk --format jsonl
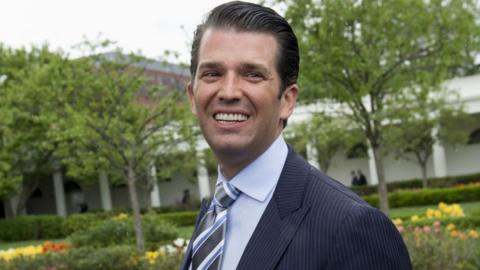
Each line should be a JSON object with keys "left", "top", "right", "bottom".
{"left": 371, "top": 144, "right": 390, "bottom": 216}
{"left": 3, "top": 199, "right": 14, "bottom": 218}
{"left": 15, "top": 178, "right": 40, "bottom": 216}
{"left": 127, "top": 164, "right": 145, "bottom": 253}
{"left": 420, "top": 164, "right": 428, "bottom": 188}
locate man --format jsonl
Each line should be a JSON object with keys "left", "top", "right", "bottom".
{"left": 182, "top": 1, "right": 411, "bottom": 270}
{"left": 358, "top": 169, "right": 368, "bottom": 186}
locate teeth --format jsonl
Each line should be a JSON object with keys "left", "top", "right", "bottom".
{"left": 215, "top": 113, "right": 248, "bottom": 122}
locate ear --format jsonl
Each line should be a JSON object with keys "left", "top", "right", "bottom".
{"left": 186, "top": 81, "right": 197, "bottom": 115}
{"left": 279, "top": 84, "right": 298, "bottom": 120}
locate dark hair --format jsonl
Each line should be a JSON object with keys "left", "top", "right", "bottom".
{"left": 190, "top": 1, "right": 299, "bottom": 94}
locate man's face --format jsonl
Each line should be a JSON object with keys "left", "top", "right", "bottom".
{"left": 187, "top": 28, "right": 297, "bottom": 176}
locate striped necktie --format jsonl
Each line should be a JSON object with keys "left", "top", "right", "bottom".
{"left": 191, "top": 181, "right": 241, "bottom": 270}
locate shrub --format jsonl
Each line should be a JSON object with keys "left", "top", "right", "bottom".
{"left": 364, "top": 184, "right": 480, "bottom": 208}
{"left": 158, "top": 211, "right": 198, "bottom": 226}
{"left": 69, "top": 214, "right": 178, "bottom": 248}
{"left": 62, "top": 213, "right": 109, "bottom": 235}
{"left": 352, "top": 172, "right": 480, "bottom": 196}
{"left": 0, "top": 215, "right": 66, "bottom": 241}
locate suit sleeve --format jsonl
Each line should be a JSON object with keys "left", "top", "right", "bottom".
{"left": 326, "top": 205, "right": 412, "bottom": 270}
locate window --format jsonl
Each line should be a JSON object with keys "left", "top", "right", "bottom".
{"left": 468, "top": 128, "right": 480, "bottom": 144}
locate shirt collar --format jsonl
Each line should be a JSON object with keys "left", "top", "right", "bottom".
{"left": 217, "top": 135, "right": 288, "bottom": 202}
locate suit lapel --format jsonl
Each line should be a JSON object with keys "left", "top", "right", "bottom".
{"left": 180, "top": 198, "right": 211, "bottom": 270}
{"left": 237, "top": 148, "right": 312, "bottom": 270}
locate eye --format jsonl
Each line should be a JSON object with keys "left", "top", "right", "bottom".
{"left": 201, "top": 70, "right": 221, "bottom": 82}
{"left": 244, "top": 71, "right": 264, "bottom": 82}
{"left": 203, "top": 71, "right": 220, "bottom": 77}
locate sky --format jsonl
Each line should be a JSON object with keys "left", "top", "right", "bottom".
{"left": 0, "top": 0, "right": 264, "bottom": 63}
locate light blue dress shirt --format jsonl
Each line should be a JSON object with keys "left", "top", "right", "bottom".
{"left": 217, "top": 135, "right": 289, "bottom": 270}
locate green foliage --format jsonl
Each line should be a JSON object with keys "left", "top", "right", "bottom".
{"left": 0, "top": 45, "right": 67, "bottom": 202}
{"left": 69, "top": 215, "right": 177, "bottom": 249}
{"left": 384, "top": 89, "right": 473, "bottom": 186}
{"left": 351, "top": 172, "right": 480, "bottom": 196}
{"left": 401, "top": 216, "right": 480, "bottom": 230}
{"left": 62, "top": 213, "right": 110, "bottom": 235}
{"left": 285, "top": 113, "right": 358, "bottom": 173}
{"left": 401, "top": 225, "right": 480, "bottom": 269}
{"left": 157, "top": 211, "right": 198, "bottom": 227}
{"left": 0, "top": 215, "right": 66, "bottom": 241}
{"left": 0, "top": 245, "right": 184, "bottom": 270}
{"left": 364, "top": 184, "right": 480, "bottom": 208}
{"left": 279, "top": 0, "right": 480, "bottom": 213}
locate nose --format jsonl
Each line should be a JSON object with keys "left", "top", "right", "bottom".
{"left": 218, "top": 73, "right": 242, "bottom": 102}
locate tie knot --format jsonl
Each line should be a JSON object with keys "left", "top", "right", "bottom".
{"left": 213, "top": 181, "right": 241, "bottom": 209}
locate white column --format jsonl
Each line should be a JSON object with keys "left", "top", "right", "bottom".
{"left": 432, "top": 127, "right": 448, "bottom": 177}
{"left": 149, "top": 165, "right": 161, "bottom": 208}
{"left": 98, "top": 170, "right": 112, "bottom": 211}
{"left": 306, "top": 141, "right": 320, "bottom": 170}
{"left": 367, "top": 146, "right": 379, "bottom": 185}
{"left": 197, "top": 154, "right": 211, "bottom": 199}
{"left": 53, "top": 170, "right": 67, "bottom": 217}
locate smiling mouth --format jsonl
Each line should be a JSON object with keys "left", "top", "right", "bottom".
{"left": 214, "top": 113, "right": 249, "bottom": 122}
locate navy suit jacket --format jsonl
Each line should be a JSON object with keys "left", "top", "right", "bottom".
{"left": 181, "top": 148, "right": 411, "bottom": 270}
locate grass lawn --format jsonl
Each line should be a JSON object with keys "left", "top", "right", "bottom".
{"left": 390, "top": 201, "right": 480, "bottom": 219}
{"left": 0, "top": 238, "right": 68, "bottom": 251}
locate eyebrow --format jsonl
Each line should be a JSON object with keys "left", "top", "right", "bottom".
{"left": 238, "top": 63, "right": 271, "bottom": 76}
{"left": 197, "top": 62, "right": 223, "bottom": 71}
{"left": 197, "top": 61, "right": 272, "bottom": 77}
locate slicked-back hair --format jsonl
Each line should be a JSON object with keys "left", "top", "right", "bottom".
{"left": 190, "top": 1, "right": 299, "bottom": 95}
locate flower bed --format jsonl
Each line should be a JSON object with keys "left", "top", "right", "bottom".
{"left": 393, "top": 202, "right": 480, "bottom": 269}
{"left": 0, "top": 239, "right": 187, "bottom": 270}
{"left": 0, "top": 241, "right": 70, "bottom": 262}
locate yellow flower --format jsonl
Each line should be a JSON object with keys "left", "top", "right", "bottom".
{"left": 393, "top": 218, "right": 403, "bottom": 226}
{"left": 458, "top": 232, "right": 467, "bottom": 240}
{"left": 113, "top": 213, "right": 129, "bottom": 220}
{"left": 144, "top": 251, "right": 159, "bottom": 265}
{"left": 450, "top": 230, "right": 459, "bottom": 238}
{"left": 0, "top": 245, "right": 43, "bottom": 261}
{"left": 434, "top": 210, "right": 442, "bottom": 218}
{"left": 468, "top": 230, "right": 479, "bottom": 239}
{"left": 438, "top": 202, "right": 447, "bottom": 210}
{"left": 426, "top": 209, "right": 435, "bottom": 219}
{"left": 410, "top": 215, "right": 420, "bottom": 222}
{"left": 450, "top": 204, "right": 465, "bottom": 217}
{"left": 446, "top": 223, "right": 456, "bottom": 232}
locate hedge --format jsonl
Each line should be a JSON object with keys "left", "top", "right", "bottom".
{"left": 364, "top": 184, "right": 480, "bottom": 208}
{"left": 0, "top": 211, "right": 199, "bottom": 241}
{"left": 0, "top": 215, "right": 66, "bottom": 241}
{"left": 351, "top": 172, "right": 480, "bottom": 196}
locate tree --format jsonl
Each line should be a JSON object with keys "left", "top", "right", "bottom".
{"left": 56, "top": 41, "right": 193, "bottom": 252}
{"left": 385, "top": 88, "right": 472, "bottom": 187}
{"left": 0, "top": 45, "right": 67, "bottom": 216}
{"left": 279, "top": 0, "right": 480, "bottom": 214}
{"left": 285, "top": 113, "right": 357, "bottom": 174}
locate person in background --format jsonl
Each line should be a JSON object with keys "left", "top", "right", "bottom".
{"left": 351, "top": 170, "right": 359, "bottom": 186}
{"left": 358, "top": 169, "right": 368, "bottom": 186}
